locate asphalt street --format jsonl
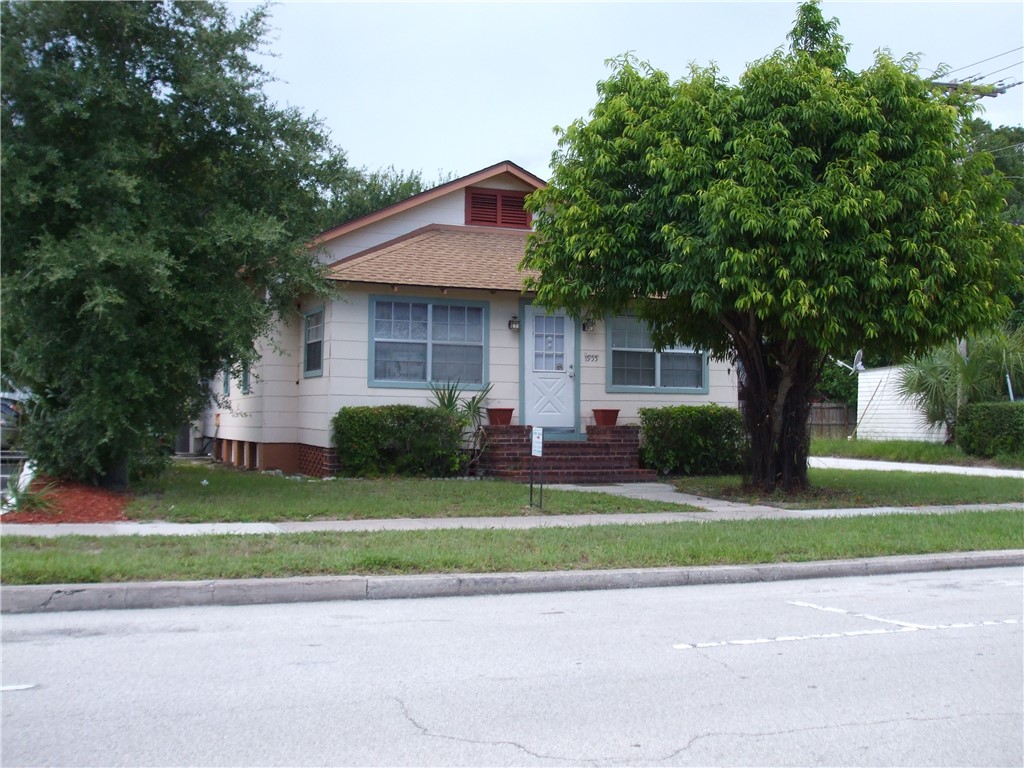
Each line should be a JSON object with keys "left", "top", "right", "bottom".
{"left": 2, "top": 567, "right": 1021, "bottom": 767}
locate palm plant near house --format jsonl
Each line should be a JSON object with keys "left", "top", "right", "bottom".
{"left": 898, "top": 327, "right": 1024, "bottom": 441}
{"left": 428, "top": 381, "right": 493, "bottom": 473}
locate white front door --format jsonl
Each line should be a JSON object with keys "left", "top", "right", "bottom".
{"left": 523, "top": 305, "right": 576, "bottom": 430}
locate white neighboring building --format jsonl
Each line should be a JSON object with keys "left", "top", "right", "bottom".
{"left": 200, "top": 160, "right": 738, "bottom": 476}
{"left": 856, "top": 365, "right": 947, "bottom": 443}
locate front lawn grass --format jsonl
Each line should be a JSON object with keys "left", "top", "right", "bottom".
{"left": 2, "top": 510, "right": 1020, "bottom": 585}
{"left": 127, "top": 463, "right": 695, "bottom": 523}
{"left": 811, "top": 438, "right": 1024, "bottom": 469}
{"left": 676, "top": 469, "right": 1023, "bottom": 509}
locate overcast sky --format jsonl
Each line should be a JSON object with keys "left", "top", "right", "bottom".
{"left": 242, "top": 1, "right": 1024, "bottom": 180}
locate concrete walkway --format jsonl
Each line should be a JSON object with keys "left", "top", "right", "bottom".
{"left": 807, "top": 456, "right": 1024, "bottom": 478}
{"left": 4, "top": 502, "right": 1024, "bottom": 538}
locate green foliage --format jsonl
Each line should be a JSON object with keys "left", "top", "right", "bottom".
{"left": 524, "top": 0, "right": 1023, "bottom": 491}
{"left": 815, "top": 351, "right": 889, "bottom": 407}
{"left": 639, "top": 405, "right": 747, "bottom": 476}
{"left": 957, "top": 402, "right": 1024, "bottom": 458}
{"left": 3, "top": 465, "right": 58, "bottom": 513}
{"left": 968, "top": 119, "right": 1024, "bottom": 225}
{"left": 0, "top": 1, "right": 359, "bottom": 486}
{"left": 427, "top": 380, "right": 493, "bottom": 473}
{"left": 427, "top": 380, "right": 492, "bottom": 431}
{"left": 331, "top": 405, "right": 466, "bottom": 477}
{"left": 320, "top": 166, "right": 453, "bottom": 228}
{"left": 898, "top": 327, "right": 1024, "bottom": 439}
{"left": 815, "top": 363, "right": 859, "bottom": 406}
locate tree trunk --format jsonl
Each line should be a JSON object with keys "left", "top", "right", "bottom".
{"left": 99, "top": 457, "right": 129, "bottom": 490}
{"left": 729, "top": 318, "right": 819, "bottom": 492}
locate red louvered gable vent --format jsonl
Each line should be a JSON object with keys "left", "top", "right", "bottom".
{"left": 466, "top": 187, "right": 531, "bottom": 228}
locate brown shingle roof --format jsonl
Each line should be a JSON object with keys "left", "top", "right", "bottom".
{"left": 327, "top": 225, "right": 538, "bottom": 292}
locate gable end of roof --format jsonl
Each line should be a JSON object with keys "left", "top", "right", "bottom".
{"left": 314, "top": 161, "right": 545, "bottom": 246}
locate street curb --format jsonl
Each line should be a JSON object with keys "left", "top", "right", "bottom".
{"left": 2, "top": 550, "right": 1021, "bottom": 614}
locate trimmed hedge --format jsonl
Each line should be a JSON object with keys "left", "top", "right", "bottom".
{"left": 331, "top": 405, "right": 465, "bottom": 477}
{"left": 639, "top": 404, "right": 746, "bottom": 476}
{"left": 957, "top": 401, "right": 1024, "bottom": 458}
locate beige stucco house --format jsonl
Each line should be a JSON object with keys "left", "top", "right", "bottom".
{"left": 201, "top": 161, "right": 738, "bottom": 476}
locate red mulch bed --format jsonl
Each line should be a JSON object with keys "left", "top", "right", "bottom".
{"left": 2, "top": 478, "right": 130, "bottom": 524}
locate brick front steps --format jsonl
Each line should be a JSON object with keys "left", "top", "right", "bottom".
{"left": 478, "top": 424, "right": 658, "bottom": 483}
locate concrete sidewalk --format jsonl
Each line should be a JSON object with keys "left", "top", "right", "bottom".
{"left": 808, "top": 456, "right": 1024, "bottom": 478}
{"left": 5, "top": 502, "right": 1023, "bottom": 538}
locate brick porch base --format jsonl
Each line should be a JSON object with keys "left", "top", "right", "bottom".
{"left": 477, "top": 425, "right": 658, "bottom": 483}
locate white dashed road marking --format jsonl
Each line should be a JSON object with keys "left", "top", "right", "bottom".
{"left": 1, "top": 684, "right": 38, "bottom": 692}
{"left": 786, "top": 600, "right": 939, "bottom": 629}
{"left": 673, "top": 599, "right": 1021, "bottom": 651}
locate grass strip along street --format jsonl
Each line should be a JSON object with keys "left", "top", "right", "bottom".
{"left": 677, "top": 470, "right": 1024, "bottom": 509}
{"left": 810, "top": 438, "right": 1024, "bottom": 469}
{"left": 2, "top": 510, "right": 1021, "bottom": 585}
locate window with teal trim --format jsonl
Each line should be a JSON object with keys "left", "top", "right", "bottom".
{"left": 610, "top": 315, "right": 703, "bottom": 389}
{"left": 304, "top": 309, "right": 324, "bottom": 377}
{"left": 373, "top": 299, "right": 484, "bottom": 384}
{"left": 240, "top": 363, "right": 251, "bottom": 394}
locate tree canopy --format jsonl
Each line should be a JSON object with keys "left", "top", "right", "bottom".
{"left": 968, "top": 120, "right": 1024, "bottom": 226}
{"left": 523, "top": 0, "right": 1023, "bottom": 490}
{"left": 0, "top": 1, "right": 422, "bottom": 485}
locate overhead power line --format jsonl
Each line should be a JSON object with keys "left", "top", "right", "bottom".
{"left": 943, "top": 46, "right": 1024, "bottom": 77}
{"left": 977, "top": 61, "right": 1024, "bottom": 81}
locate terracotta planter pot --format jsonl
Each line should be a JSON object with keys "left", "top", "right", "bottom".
{"left": 592, "top": 409, "right": 619, "bottom": 426}
{"left": 486, "top": 408, "right": 514, "bottom": 426}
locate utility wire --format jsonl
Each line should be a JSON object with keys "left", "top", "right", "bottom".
{"left": 977, "top": 61, "right": 1024, "bottom": 81}
{"left": 984, "top": 142, "right": 1024, "bottom": 155}
{"left": 943, "top": 46, "right": 1023, "bottom": 77}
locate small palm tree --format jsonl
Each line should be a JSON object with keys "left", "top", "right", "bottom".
{"left": 898, "top": 326, "right": 1024, "bottom": 441}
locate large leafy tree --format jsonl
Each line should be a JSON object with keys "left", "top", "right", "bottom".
{"left": 1, "top": 1, "right": 354, "bottom": 486}
{"left": 523, "top": 1, "right": 1023, "bottom": 491}
{"left": 968, "top": 119, "right": 1024, "bottom": 225}
{"left": 320, "top": 166, "right": 452, "bottom": 228}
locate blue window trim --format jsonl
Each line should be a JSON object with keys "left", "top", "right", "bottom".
{"left": 303, "top": 306, "right": 325, "bottom": 379}
{"left": 367, "top": 294, "right": 490, "bottom": 390}
{"left": 604, "top": 314, "right": 710, "bottom": 394}
{"left": 240, "top": 363, "right": 251, "bottom": 395}
{"left": 222, "top": 364, "right": 230, "bottom": 397}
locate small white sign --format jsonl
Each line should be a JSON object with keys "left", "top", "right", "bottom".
{"left": 531, "top": 427, "right": 544, "bottom": 457}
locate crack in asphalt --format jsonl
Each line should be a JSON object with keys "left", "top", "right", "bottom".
{"left": 651, "top": 712, "right": 1021, "bottom": 763}
{"left": 393, "top": 696, "right": 596, "bottom": 766}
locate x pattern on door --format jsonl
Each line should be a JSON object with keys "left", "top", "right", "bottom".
{"left": 531, "top": 376, "right": 571, "bottom": 415}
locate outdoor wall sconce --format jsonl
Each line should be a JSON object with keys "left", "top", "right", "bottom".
{"left": 581, "top": 318, "right": 596, "bottom": 332}
{"left": 508, "top": 315, "right": 520, "bottom": 331}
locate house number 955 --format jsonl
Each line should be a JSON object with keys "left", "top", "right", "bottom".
{"left": 585, "top": 354, "right": 600, "bottom": 363}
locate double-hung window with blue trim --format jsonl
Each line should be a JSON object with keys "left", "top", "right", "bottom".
{"left": 609, "top": 314, "right": 704, "bottom": 390}
{"left": 304, "top": 308, "right": 324, "bottom": 377}
{"left": 372, "top": 299, "right": 484, "bottom": 385}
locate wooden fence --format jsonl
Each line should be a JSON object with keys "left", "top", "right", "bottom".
{"left": 808, "top": 402, "right": 855, "bottom": 439}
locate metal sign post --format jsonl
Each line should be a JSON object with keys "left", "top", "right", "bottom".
{"left": 529, "top": 426, "right": 544, "bottom": 510}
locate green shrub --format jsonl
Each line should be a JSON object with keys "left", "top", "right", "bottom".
{"left": 957, "top": 401, "right": 1024, "bottom": 458}
{"left": 639, "top": 404, "right": 746, "bottom": 476}
{"left": 331, "top": 405, "right": 465, "bottom": 477}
